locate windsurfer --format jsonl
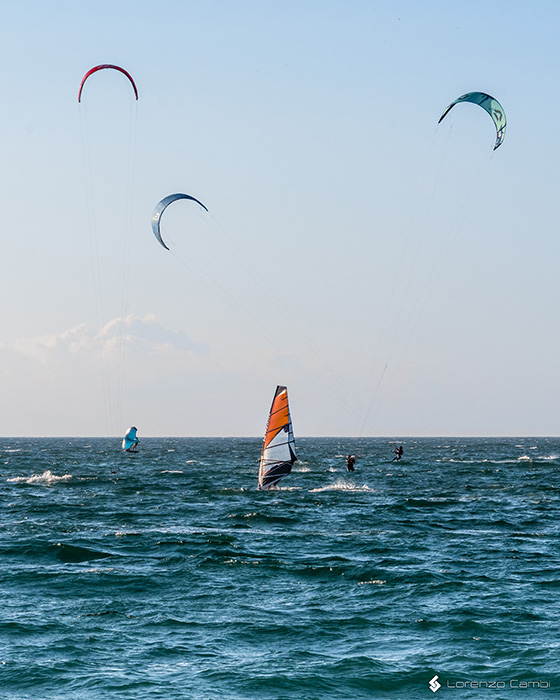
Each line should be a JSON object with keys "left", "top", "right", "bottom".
{"left": 258, "top": 386, "right": 296, "bottom": 490}
{"left": 346, "top": 454, "right": 356, "bottom": 472}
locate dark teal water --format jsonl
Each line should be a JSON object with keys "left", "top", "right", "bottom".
{"left": 1, "top": 437, "right": 558, "bottom": 699}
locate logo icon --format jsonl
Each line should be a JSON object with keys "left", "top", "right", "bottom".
{"left": 429, "top": 675, "right": 441, "bottom": 693}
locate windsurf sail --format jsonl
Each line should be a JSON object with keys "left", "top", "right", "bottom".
{"left": 122, "top": 426, "right": 139, "bottom": 452}
{"left": 258, "top": 386, "right": 297, "bottom": 490}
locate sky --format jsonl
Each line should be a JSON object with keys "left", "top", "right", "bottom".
{"left": 1, "top": 0, "right": 559, "bottom": 437}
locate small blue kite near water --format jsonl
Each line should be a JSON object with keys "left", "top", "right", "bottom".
{"left": 122, "top": 427, "right": 139, "bottom": 452}
{"left": 438, "top": 91, "right": 506, "bottom": 150}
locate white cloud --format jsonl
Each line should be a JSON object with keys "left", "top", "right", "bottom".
{"left": 0, "top": 313, "right": 304, "bottom": 436}
{"left": 10, "top": 314, "right": 207, "bottom": 366}
{"left": 0, "top": 315, "right": 213, "bottom": 436}
{"left": 100, "top": 314, "right": 209, "bottom": 356}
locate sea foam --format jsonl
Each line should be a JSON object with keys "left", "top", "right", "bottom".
{"left": 7, "top": 470, "right": 72, "bottom": 485}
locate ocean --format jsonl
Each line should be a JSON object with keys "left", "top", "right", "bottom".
{"left": 1, "top": 437, "right": 558, "bottom": 699}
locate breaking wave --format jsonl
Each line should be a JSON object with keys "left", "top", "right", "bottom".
{"left": 7, "top": 470, "right": 72, "bottom": 485}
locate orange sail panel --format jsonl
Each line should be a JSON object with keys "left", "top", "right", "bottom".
{"left": 258, "top": 386, "right": 297, "bottom": 490}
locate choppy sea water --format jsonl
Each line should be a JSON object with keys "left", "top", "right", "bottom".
{"left": 1, "top": 437, "right": 558, "bottom": 699}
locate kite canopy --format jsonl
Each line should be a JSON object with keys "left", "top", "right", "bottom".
{"left": 438, "top": 91, "right": 506, "bottom": 150}
{"left": 151, "top": 193, "right": 209, "bottom": 250}
{"left": 78, "top": 64, "right": 138, "bottom": 102}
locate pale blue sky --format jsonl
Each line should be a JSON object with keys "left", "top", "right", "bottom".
{"left": 1, "top": 1, "right": 559, "bottom": 437}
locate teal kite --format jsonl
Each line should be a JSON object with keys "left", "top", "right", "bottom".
{"left": 438, "top": 92, "right": 506, "bottom": 150}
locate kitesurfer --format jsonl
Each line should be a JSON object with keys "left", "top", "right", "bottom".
{"left": 346, "top": 454, "right": 356, "bottom": 472}
{"left": 392, "top": 446, "right": 403, "bottom": 461}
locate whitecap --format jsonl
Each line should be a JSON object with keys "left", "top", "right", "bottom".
{"left": 81, "top": 567, "right": 115, "bottom": 574}
{"left": 310, "top": 480, "right": 374, "bottom": 493}
{"left": 7, "top": 470, "right": 72, "bottom": 485}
